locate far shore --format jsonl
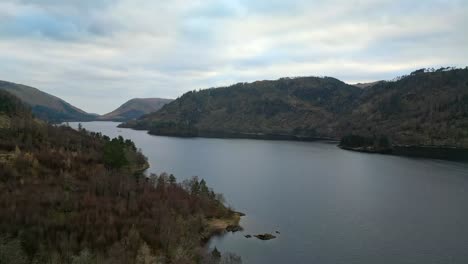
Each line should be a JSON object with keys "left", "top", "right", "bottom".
{"left": 339, "top": 145, "right": 468, "bottom": 162}
{"left": 111, "top": 122, "right": 468, "bottom": 162}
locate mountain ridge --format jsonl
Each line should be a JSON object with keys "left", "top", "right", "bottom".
{"left": 0, "top": 80, "right": 96, "bottom": 122}
{"left": 121, "top": 68, "right": 468, "bottom": 149}
{"left": 99, "top": 97, "right": 173, "bottom": 121}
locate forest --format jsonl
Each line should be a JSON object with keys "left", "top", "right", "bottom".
{"left": 0, "top": 90, "right": 240, "bottom": 263}
{"left": 122, "top": 68, "right": 468, "bottom": 149}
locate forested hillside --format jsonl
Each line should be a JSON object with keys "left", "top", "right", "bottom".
{"left": 0, "top": 90, "right": 239, "bottom": 264}
{"left": 121, "top": 76, "right": 361, "bottom": 139}
{"left": 122, "top": 68, "right": 468, "bottom": 149}
{"left": 342, "top": 68, "right": 468, "bottom": 147}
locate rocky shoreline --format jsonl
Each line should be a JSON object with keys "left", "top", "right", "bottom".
{"left": 204, "top": 211, "right": 244, "bottom": 240}
{"left": 204, "top": 211, "right": 282, "bottom": 242}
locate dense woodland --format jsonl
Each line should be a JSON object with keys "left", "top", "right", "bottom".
{"left": 122, "top": 68, "right": 468, "bottom": 149}
{"left": 0, "top": 90, "right": 240, "bottom": 264}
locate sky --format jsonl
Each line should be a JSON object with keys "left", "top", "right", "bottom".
{"left": 0, "top": 0, "right": 467, "bottom": 114}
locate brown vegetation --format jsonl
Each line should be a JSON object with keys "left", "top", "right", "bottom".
{"left": 122, "top": 68, "right": 468, "bottom": 150}
{"left": 0, "top": 90, "right": 239, "bottom": 264}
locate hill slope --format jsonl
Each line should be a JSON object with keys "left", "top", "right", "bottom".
{"left": 100, "top": 98, "right": 173, "bottom": 121}
{"left": 121, "top": 68, "right": 468, "bottom": 148}
{"left": 0, "top": 80, "right": 96, "bottom": 122}
{"left": 0, "top": 90, "right": 236, "bottom": 263}
{"left": 121, "top": 76, "right": 361, "bottom": 139}
{"left": 341, "top": 68, "right": 468, "bottom": 147}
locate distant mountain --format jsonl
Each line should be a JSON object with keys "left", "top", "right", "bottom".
{"left": 0, "top": 89, "right": 33, "bottom": 128}
{"left": 99, "top": 98, "right": 173, "bottom": 121}
{"left": 352, "top": 81, "right": 383, "bottom": 89}
{"left": 0, "top": 80, "right": 95, "bottom": 122}
{"left": 121, "top": 68, "right": 468, "bottom": 149}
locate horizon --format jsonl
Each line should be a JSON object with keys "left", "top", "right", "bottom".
{"left": 6, "top": 67, "right": 465, "bottom": 115}
{"left": 0, "top": 0, "right": 467, "bottom": 114}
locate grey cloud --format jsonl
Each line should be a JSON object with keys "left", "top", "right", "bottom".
{"left": 0, "top": 0, "right": 466, "bottom": 113}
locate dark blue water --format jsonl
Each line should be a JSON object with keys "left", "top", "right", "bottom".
{"left": 71, "top": 121, "right": 468, "bottom": 264}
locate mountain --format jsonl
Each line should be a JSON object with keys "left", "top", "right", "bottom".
{"left": 0, "top": 89, "right": 33, "bottom": 129}
{"left": 99, "top": 98, "right": 173, "bottom": 121}
{"left": 341, "top": 68, "right": 468, "bottom": 147}
{"left": 121, "top": 76, "right": 362, "bottom": 138}
{"left": 121, "top": 68, "right": 468, "bottom": 149}
{"left": 352, "top": 81, "right": 383, "bottom": 89}
{"left": 0, "top": 80, "right": 96, "bottom": 122}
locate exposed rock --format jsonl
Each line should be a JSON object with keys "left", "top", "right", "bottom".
{"left": 254, "top": 233, "right": 277, "bottom": 240}
{"left": 205, "top": 211, "right": 243, "bottom": 238}
{"left": 245, "top": 235, "right": 252, "bottom": 238}
{"left": 275, "top": 231, "right": 280, "bottom": 234}
{"left": 226, "top": 225, "right": 243, "bottom": 232}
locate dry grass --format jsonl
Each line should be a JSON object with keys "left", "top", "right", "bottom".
{"left": 0, "top": 114, "right": 10, "bottom": 129}
{"left": 205, "top": 212, "right": 242, "bottom": 236}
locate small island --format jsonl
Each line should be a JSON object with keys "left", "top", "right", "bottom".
{"left": 254, "top": 233, "right": 277, "bottom": 240}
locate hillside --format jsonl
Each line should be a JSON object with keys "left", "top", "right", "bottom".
{"left": 121, "top": 68, "right": 468, "bottom": 149}
{"left": 100, "top": 98, "right": 173, "bottom": 121}
{"left": 341, "top": 68, "right": 468, "bottom": 147}
{"left": 0, "top": 89, "right": 33, "bottom": 129}
{"left": 121, "top": 76, "right": 361, "bottom": 139}
{"left": 352, "top": 81, "right": 383, "bottom": 89}
{"left": 0, "top": 80, "right": 96, "bottom": 122}
{"left": 0, "top": 90, "right": 237, "bottom": 263}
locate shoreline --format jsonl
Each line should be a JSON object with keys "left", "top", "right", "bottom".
{"left": 118, "top": 124, "right": 339, "bottom": 143}
{"left": 119, "top": 123, "right": 468, "bottom": 162}
{"left": 339, "top": 145, "right": 468, "bottom": 162}
{"left": 202, "top": 211, "right": 244, "bottom": 243}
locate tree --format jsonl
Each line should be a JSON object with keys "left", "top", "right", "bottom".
{"left": 169, "top": 174, "right": 176, "bottom": 185}
{"left": 220, "top": 253, "right": 242, "bottom": 264}
{"left": 0, "top": 236, "right": 28, "bottom": 264}
{"left": 200, "top": 179, "right": 210, "bottom": 196}
{"left": 376, "top": 135, "right": 391, "bottom": 149}
{"left": 211, "top": 247, "right": 221, "bottom": 259}
{"left": 190, "top": 177, "right": 200, "bottom": 195}
{"left": 71, "top": 249, "right": 95, "bottom": 264}
{"left": 410, "top": 68, "right": 426, "bottom": 75}
{"left": 135, "top": 242, "right": 156, "bottom": 264}
{"left": 103, "top": 139, "right": 128, "bottom": 168}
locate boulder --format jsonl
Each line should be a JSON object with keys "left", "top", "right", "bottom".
{"left": 254, "top": 233, "right": 277, "bottom": 240}
{"left": 226, "top": 225, "right": 243, "bottom": 232}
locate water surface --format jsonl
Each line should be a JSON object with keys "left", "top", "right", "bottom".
{"left": 71, "top": 121, "right": 468, "bottom": 264}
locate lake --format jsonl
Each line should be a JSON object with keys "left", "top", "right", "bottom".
{"left": 70, "top": 121, "right": 468, "bottom": 264}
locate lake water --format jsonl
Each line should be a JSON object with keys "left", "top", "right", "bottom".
{"left": 70, "top": 121, "right": 468, "bottom": 264}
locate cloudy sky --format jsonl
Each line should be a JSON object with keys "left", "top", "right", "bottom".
{"left": 0, "top": 0, "right": 467, "bottom": 113}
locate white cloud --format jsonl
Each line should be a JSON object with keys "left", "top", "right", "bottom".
{"left": 0, "top": 0, "right": 467, "bottom": 113}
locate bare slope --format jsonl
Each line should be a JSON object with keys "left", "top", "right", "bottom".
{"left": 100, "top": 98, "right": 173, "bottom": 121}
{"left": 0, "top": 80, "right": 95, "bottom": 122}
